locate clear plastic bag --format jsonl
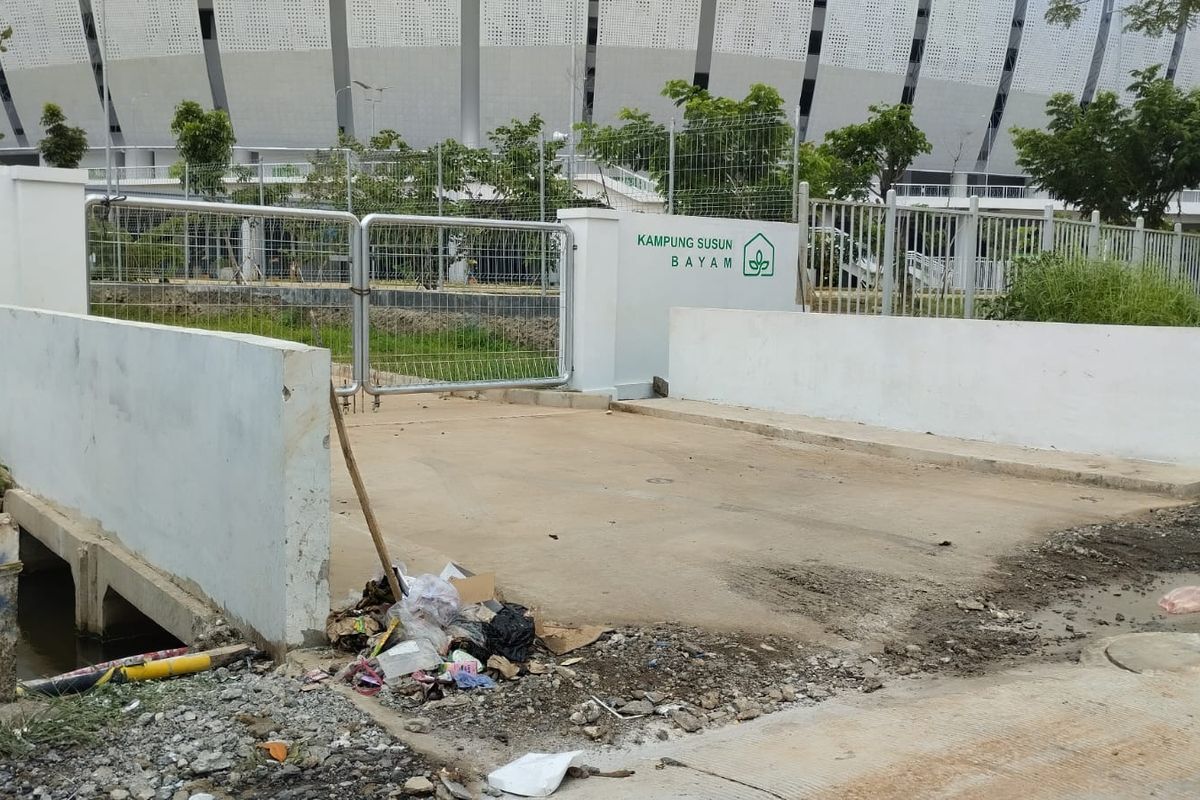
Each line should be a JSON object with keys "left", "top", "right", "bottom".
{"left": 1159, "top": 586, "right": 1200, "bottom": 615}
{"left": 401, "top": 574, "right": 461, "bottom": 628}
{"left": 386, "top": 603, "right": 450, "bottom": 654}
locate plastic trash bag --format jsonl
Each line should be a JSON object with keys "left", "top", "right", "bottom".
{"left": 387, "top": 603, "right": 450, "bottom": 654}
{"left": 487, "top": 751, "right": 583, "bottom": 797}
{"left": 400, "top": 574, "right": 461, "bottom": 628}
{"left": 485, "top": 603, "right": 536, "bottom": 663}
{"left": 1159, "top": 586, "right": 1200, "bottom": 614}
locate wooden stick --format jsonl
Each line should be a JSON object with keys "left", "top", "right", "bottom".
{"left": 329, "top": 383, "right": 406, "bottom": 602}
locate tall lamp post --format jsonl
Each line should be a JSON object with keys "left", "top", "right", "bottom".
{"left": 352, "top": 80, "right": 388, "bottom": 141}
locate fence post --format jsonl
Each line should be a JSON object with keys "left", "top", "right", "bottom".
{"left": 960, "top": 196, "right": 980, "bottom": 319}
{"left": 667, "top": 118, "right": 676, "bottom": 215}
{"left": 1041, "top": 204, "right": 1055, "bottom": 252}
{"left": 539, "top": 132, "right": 548, "bottom": 295}
{"left": 1132, "top": 216, "right": 1146, "bottom": 266}
{"left": 344, "top": 149, "right": 353, "bottom": 214}
{"left": 1087, "top": 209, "right": 1101, "bottom": 260}
{"left": 882, "top": 189, "right": 897, "bottom": 315}
{"left": 183, "top": 163, "right": 190, "bottom": 280}
{"left": 437, "top": 142, "right": 446, "bottom": 290}
{"left": 795, "top": 181, "right": 811, "bottom": 308}
{"left": 791, "top": 105, "right": 801, "bottom": 223}
{"left": 258, "top": 159, "right": 266, "bottom": 206}
{"left": 1172, "top": 222, "right": 1184, "bottom": 281}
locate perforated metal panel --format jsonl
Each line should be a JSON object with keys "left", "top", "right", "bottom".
{"left": 1095, "top": 0, "right": 1176, "bottom": 102}
{"left": 819, "top": 0, "right": 918, "bottom": 73}
{"left": 347, "top": 0, "right": 460, "bottom": 48}
{"left": 0, "top": 0, "right": 91, "bottom": 69}
{"left": 93, "top": 0, "right": 203, "bottom": 60}
{"left": 597, "top": 0, "right": 702, "bottom": 50}
{"left": 213, "top": 0, "right": 331, "bottom": 53}
{"left": 1010, "top": 0, "right": 1103, "bottom": 95}
{"left": 483, "top": 0, "right": 586, "bottom": 47}
{"left": 920, "top": 0, "right": 1012, "bottom": 85}
{"left": 712, "top": 0, "right": 814, "bottom": 61}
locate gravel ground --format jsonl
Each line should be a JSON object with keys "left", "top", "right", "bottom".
{"left": 1, "top": 660, "right": 433, "bottom": 800}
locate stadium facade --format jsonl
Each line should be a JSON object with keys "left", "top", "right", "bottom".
{"left": 0, "top": 0, "right": 1193, "bottom": 182}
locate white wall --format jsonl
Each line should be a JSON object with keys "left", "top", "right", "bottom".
{"left": 560, "top": 209, "right": 803, "bottom": 398}
{"left": 0, "top": 165, "right": 88, "bottom": 314}
{"left": 669, "top": 309, "right": 1200, "bottom": 465}
{"left": 0, "top": 306, "right": 332, "bottom": 649}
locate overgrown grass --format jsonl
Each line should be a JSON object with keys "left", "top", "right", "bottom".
{"left": 93, "top": 306, "right": 558, "bottom": 382}
{"left": 981, "top": 253, "right": 1200, "bottom": 326}
{"left": 0, "top": 684, "right": 153, "bottom": 758}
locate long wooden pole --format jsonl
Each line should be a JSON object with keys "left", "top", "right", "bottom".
{"left": 329, "top": 384, "right": 406, "bottom": 602}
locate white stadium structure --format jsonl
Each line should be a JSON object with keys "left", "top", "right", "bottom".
{"left": 0, "top": 0, "right": 1194, "bottom": 191}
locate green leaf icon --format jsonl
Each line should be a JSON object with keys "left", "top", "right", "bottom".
{"left": 750, "top": 249, "right": 769, "bottom": 274}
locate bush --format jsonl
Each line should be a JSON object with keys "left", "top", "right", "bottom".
{"left": 981, "top": 253, "right": 1200, "bottom": 327}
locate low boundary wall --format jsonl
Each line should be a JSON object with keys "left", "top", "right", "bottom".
{"left": 0, "top": 305, "right": 331, "bottom": 651}
{"left": 669, "top": 308, "right": 1200, "bottom": 465}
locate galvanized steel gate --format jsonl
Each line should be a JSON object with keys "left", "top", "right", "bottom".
{"left": 84, "top": 196, "right": 573, "bottom": 400}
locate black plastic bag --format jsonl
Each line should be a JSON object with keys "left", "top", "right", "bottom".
{"left": 484, "top": 604, "right": 536, "bottom": 663}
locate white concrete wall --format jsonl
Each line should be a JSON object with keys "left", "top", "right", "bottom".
{"left": 560, "top": 209, "right": 803, "bottom": 398}
{"left": 669, "top": 309, "right": 1200, "bottom": 465}
{"left": 0, "top": 166, "right": 88, "bottom": 314}
{"left": 0, "top": 306, "right": 332, "bottom": 649}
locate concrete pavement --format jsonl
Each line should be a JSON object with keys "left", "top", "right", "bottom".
{"left": 329, "top": 397, "right": 1172, "bottom": 643}
{"left": 561, "top": 634, "right": 1200, "bottom": 799}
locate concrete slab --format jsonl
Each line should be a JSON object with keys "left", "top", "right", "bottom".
{"left": 559, "top": 662, "right": 1200, "bottom": 799}
{"left": 330, "top": 396, "right": 1172, "bottom": 643}
{"left": 614, "top": 398, "right": 1200, "bottom": 498}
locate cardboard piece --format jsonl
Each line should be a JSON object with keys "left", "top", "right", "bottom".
{"left": 535, "top": 621, "right": 611, "bottom": 656}
{"left": 450, "top": 573, "right": 496, "bottom": 605}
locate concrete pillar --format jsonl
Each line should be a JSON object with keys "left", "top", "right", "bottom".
{"left": 558, "top": 208, "right": 621, "bottom": 398}
{"left": 950, "top": 172, "right": 969, "bottom": 199}
{"left": 460, "top": 0, "right": 481, "bottom": 148}
{"left": 0, "top": 166, "right": 89, "bottom": 314}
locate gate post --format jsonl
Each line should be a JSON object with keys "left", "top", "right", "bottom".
{"left": 1087, "top": 210, "right": 1101, "bottom": 260}
{"left": 960, "top": 196, "right": 980, "bottom": 319}
{"left": 796, "top": 181, "right": 811, "bottom": 308}
{"left": 559, "top": 209, "right": 621, "bottom": 398}
{"left": 1172, "top": 222, "right": 1184, "bottom": 281}
{"left": 881, "top": 190, "right": 897, "bottom": 315}
{"left": 1041, "top": 204, "right": 1055, "bottom": 252}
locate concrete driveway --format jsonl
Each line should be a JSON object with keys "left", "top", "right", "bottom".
{"left": 329, "top": 397, "right": 1166, "bottom": 643}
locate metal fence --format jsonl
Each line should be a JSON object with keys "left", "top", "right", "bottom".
{"left": 84, "top": 195, "right": 571, "bottom": 401}
{"left": 360, "top": 215, "right": 571, "bottom": 398}
{"left": 801, "top": 188, "right": 1200, "bottom": 319}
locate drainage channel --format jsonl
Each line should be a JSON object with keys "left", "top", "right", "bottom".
{"left": 16, "top": 567, "right": 183, "bottom": 681}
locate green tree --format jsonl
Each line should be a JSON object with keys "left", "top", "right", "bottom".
{"left": 1047, "top": 0, "right": 1199, "bottom": 36}
{"left": 1012, "top": 67, "right": 1200, "bottom": 226}
{"left": 577, "top": 81, "right": 813, "bottom": 219}
{"left": 821, "top": 103, "right": 932, "bottom": 200}
{"left": 170, "top": 100, "right": 236, "bottom": 199}
{"left": 37, "top": 103, "right": 89, "bottom": 168}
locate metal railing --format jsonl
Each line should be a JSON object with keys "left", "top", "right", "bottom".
{"left": 360, "top": 214, "right": 571, "bottom": 398}
{"left": 800, "top": 187, "right": 1200, "bottom": 319}
{"left": 84, "top": 195, "right": 572, "bottom": 401}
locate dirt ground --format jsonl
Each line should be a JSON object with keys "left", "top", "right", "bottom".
{"left": 321, "top": 398, "right": 1200, "bottom": 761}
{"left": 336, "top": 502, "right": 1200, "bottom": 761}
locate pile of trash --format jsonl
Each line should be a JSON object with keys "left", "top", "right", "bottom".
{"left": 325, "top": 562, "right": 605, "bottom": 706}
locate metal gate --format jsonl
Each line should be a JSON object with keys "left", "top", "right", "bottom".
{"left": 360, "top": 213, "right": 572, "bottom": 397}
{"left": 84, "top": 196, "right": 572, "bottom": 399}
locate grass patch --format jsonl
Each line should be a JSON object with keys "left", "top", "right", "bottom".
{"left": 93, "top": 305, "right": 558, "bottom": 382}
{"left": 981, "top": 253, "right": 1200, "bottom": 326}
{"left": 0, "top": 684, "right": 153, "bottom": 758}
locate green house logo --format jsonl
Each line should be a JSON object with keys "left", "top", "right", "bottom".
{"left": 743, "top": 233, "right": 775, "bottom": 277}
